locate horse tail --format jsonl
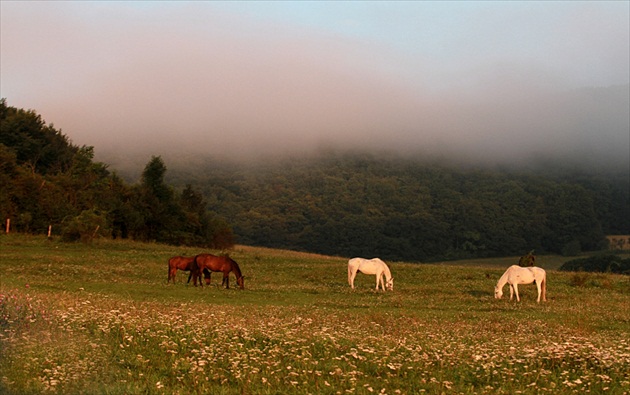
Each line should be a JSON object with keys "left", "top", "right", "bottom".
{"left": 541, "top": 272, "right": 547, "bottom": 302}
{"left": 167, "top": 257, "right": 175, "bottom": 283}
{"left": 167, "top": 258, "right": 171, "bottom": 283}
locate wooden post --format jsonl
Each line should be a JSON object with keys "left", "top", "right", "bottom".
{"left": 5, "top": 218, "right": 9, "bottom": 234}
{"left": 48, "top": 225, "right": 52, "bottom": 238}
{"left": 92, "top": 225, "right": 100, "bottom": 239}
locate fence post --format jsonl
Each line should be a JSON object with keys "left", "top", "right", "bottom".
{"left": 48, "top": 225, "right": 52, "bottom": 238}
{"left": 5, "top": 218, "right": 9, "bottom": 234}
{"left": 92, "top": 225, "right": 100, "bottom": 239}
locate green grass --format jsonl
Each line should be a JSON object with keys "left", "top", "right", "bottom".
{"left": 1, "top": 234, "right": 629, "bottom": 394}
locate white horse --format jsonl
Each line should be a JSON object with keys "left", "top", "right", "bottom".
{"left": 348, "top": 258, "right": 394, "bottom": 291}
{"left": 495, "top": 265, "right": 547, "bottom": 303}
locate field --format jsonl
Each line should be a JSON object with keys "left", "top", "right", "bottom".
{"left": 1, "top": 235, "right": 629, "bottom": 394}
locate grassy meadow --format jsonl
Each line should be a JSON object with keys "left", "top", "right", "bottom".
{"left": 1, "top": 234, "right": 629, "bottom": 394}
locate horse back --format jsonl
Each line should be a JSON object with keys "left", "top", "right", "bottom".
{"left": 169, "top": 256, "right": 195, "bottom": 270}
{"left": 352, "top": 258, "right": 385, "bottom": 275}
{"left": 507, "top": 265, "right": 544, "bottom": 284}
{"left": 195, "top": 253, "right": 218, "bottom": 270}
{"left": 196, "top": 253, "right": 236, "bottom": 273}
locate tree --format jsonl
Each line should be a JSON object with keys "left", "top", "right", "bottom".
{"left": 136, "top": 156, "right": 182, "bottom": 242}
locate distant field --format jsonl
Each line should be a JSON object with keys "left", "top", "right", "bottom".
{"left": 1, "top": 234, "right": 629, "bottom": 394}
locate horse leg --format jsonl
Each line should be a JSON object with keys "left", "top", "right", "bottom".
{"left": 509, "top": 284, "right": 514, "bottom": 300}
{"left": 222, "top": 273, "right": 229, "bottom": 289}
{"left": 168, "top": 267, "right": 175, "bottom": 284}
{"left": 192, "top": 268, "right": 203, "bottom": 287}
{"left": 377, "top": 272, "right": 385, "bottom": 291}
{"left": 348, "top": 266, "right": 356, "bottom": 289}
{"left": 541, "top": 277, "right": 547, "bottom": 302}
{"left": 513, "top": 284, "right": 520, "bottom": 302}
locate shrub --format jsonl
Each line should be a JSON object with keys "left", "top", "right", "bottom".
{"left": 61, "top": 209, "right": 109, "bottom": 243}
{"left": 559, "top": 254, "right": 630, "bottom": 275}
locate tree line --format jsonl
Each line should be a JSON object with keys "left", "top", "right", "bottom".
{"left": 168, "top": 153, "right": 629, "bottom": 262}
{"left": 0, "top": 99, "right": 234, "bottom": 248}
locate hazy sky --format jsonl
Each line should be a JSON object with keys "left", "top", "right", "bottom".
{"left": 1, "top": 1, "right": 629, "bottom": 168}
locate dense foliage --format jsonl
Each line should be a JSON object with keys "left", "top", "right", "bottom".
{"left": 0, "top": 99, "right": 233, "bottom": 248}
{"left": 168, "top": 154, "right": 629, "bottom": 262}
{"left": 560, "top": 254, "right": 630, "bottom": 274}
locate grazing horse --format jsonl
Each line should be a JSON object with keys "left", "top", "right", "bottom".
{"left": 193, "top": 253, "right": 245, "bottom": 289}
{"left": 348, "top": 258, "right": 394, "bottom": 291}
{"left": 495, "top": 265, "right": 547, "bottom": 303}
{"left": 167, "top": 256, "right": 196, "bottom": 284}
{"left": 167, "top": 256, "right": 210, "bottom": 285}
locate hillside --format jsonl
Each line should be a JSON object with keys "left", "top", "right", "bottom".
{"left": 165, "top": 153, "right": 630, "bottom": 262}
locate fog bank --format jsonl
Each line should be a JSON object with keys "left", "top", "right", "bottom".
{"left": 1, "top": 2, "right": 628, "bottom": 172}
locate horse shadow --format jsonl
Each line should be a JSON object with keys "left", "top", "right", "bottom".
{"left": 467, "top": 290, "right": 492, "bottom": 298}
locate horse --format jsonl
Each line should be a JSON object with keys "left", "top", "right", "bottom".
{"left": 495, "top": 265, "right": 547, "bottom": 303}
{"left": 518, "top": 250, "right": 536, "bottom": 267}
{"left": 193, "top": 253, "right": 245, "bottom": 289}
{"left": 167, "top": 255, "right": 211, "bottom": 285}
{"left": 167, "top": 256, "right": 196, "bottom": 284}
{"left": 348, "top": 258, "right": 394, "bottom": 291}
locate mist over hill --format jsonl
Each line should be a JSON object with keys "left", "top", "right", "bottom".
{"left": 94, "top": 83, "right": 630, "bottom": 181}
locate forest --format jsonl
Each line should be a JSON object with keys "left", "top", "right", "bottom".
{"left": 0, "top": 99, "right": 234, "bottom": 249}
{"left": 1, "top": 99, "right": 629, "bottom": 262}
{"left": 167, "top": 153, "right": 629, "bottom": 261}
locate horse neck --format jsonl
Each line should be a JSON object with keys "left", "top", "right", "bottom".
{"left": 230, "top": 260, "right": 242, "bottom": 278}
{"left": 382, "top": 265, "right": 392, "bottom": 280}
{"left": 496, "top": 270, "right": 510, "bottom": 288}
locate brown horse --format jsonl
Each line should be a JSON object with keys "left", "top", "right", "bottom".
{"left": 193, "top": 253, "right": 245, "bottom": 289}
{"left": 167, "top": 256, "right": 211, "bottom": 285}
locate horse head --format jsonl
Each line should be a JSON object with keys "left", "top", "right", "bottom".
{"left": 386, "top": 277, "right": 394, "bottom": 291}
{"left": 494, "top": 286, "right": 503, "bottom": 299}
{"left": 236, "top": 275, "right": 245, "bottom": 290}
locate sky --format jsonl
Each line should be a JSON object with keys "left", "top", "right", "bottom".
{"left": 1, "top": 1, "right": 629, "bottom": 169}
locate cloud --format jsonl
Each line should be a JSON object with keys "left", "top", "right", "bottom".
{"left": 1, "top": 1, "right": 628, "bottom": 169}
